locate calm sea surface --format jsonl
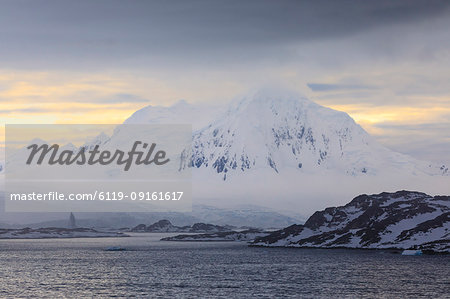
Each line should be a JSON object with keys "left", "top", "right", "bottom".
{"left": 0, "top": 233, "right": 448, "bottom": 298}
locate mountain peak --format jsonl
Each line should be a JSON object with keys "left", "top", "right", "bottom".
{"left": 233, "top": 88, "right": 314, "bottom": 111}
{"left": 123, "top": 89, "right": 448, "bottom": 180}
{"left": 171, "top": 99, "right": 189, "bottom": 108}
{"left": 187, "top": 90, "right": 374, "bottom": 178}
{"left": 249, "top": 87, "right": 307, "bottom": 101}
{"left": 124, "top": 99, "right": 224, "bottom": 130}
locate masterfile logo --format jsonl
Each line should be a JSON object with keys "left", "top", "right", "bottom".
{"left": 26, "top": 141, "right": 170, "bottom": 171}
{"left": 5, "top": 124, "right": 192, "bottom": 213}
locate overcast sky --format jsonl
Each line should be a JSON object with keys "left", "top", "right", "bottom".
{"left": 0, "top": 0, "right": 449, "bottom": 165}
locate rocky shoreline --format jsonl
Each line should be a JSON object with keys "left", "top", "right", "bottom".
{"left": 251, "top": 191, "right": 449, "bottom": 254}
{"left": 0, "top": 227, "right": 128, "bottom": 239}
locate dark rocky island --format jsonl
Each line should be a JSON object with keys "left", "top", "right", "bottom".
{"left": 161, "top": 229, "right": 270, "bottom": 242}
{"left": 130, "top": 219, "right": 233, "bottom": 233}
{"left": 252, "top": 191, "right": 449, "bottom": 253}
{"left": 0, "top": 227, "right": 128, "bottom": 239}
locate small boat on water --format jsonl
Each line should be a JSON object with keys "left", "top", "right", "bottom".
{"left": 105, "top": 246, "right": 126, "bottom": 251}
{"left": 401, "top": 249, "right": 422, "bottom": 256}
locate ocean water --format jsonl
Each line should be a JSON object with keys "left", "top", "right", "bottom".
{"left": 0, "top": 233, "right": 448, "bottom": 298}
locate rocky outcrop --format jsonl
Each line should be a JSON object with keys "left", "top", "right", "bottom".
{"left": 161, "top": 229, "right": 270, "bottom": 242}
{"left": 252, "top": 191, "right": 449, "bottom": 253}
{"left": 0, "top": 227, "right": 127, "bottom": 239}
{"left": 130, "top": 219, "right": 232, "bottom": 233}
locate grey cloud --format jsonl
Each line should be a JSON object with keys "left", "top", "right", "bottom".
{"left": 75, "top": 92, "right": 148, "bottom": 104}
{"left": 94, "top": 93, "right": 150, "bottom": 104}
{"left": 0, "top": 93, "right": 150, "bottom": 104}
{"left": 314, "top": 92, "right": 376, "bottom": 101}
{"left": 307, "top": 83, "right": 377, "bottom": 92}
{"left": 374, "top": 123, "right": 450, "bottom": 134}
{"left": 379, "top": 137, "right": 450, "bottom": 166}
{"left": 0, "top": 108, "right": 48, "bottom": 114}
{"left": 0, "top": 0, "right": 449, "bottom": 69}
{"left": 374, "top": 122, "right": 450, "bottom": 165}
{"left": 68, "top": 92, "right": 150, "bottom": 104}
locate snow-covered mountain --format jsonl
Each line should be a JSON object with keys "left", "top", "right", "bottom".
{"left": 123, "top": 89, "right": 449, "bottom": 215}
{"left": 179, "top": 89, "right": 447, "bottom": 179}
{"left": 127, "top": 89, "right": 448, "bottom": 179}
{"left": 252, "top": 190, "right": 449, "bottom": 253}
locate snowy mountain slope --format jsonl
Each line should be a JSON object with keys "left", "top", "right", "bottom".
{"left": 125, "top": 89, "right": 448, "bottom": 180}
{"left": 190, "top": 204, "right": 303, "bottom": 228}
{"left": 181, "top": 89, "right": 448, "bottom": 179}
{"left": 125, "top": 99, "right": 225, "bottom": 130}
{"left": 121, "top": 88, "right": 449, "bottom": 215}
{"left": 251, "top": 191, "right": 449, "bottom": 252}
